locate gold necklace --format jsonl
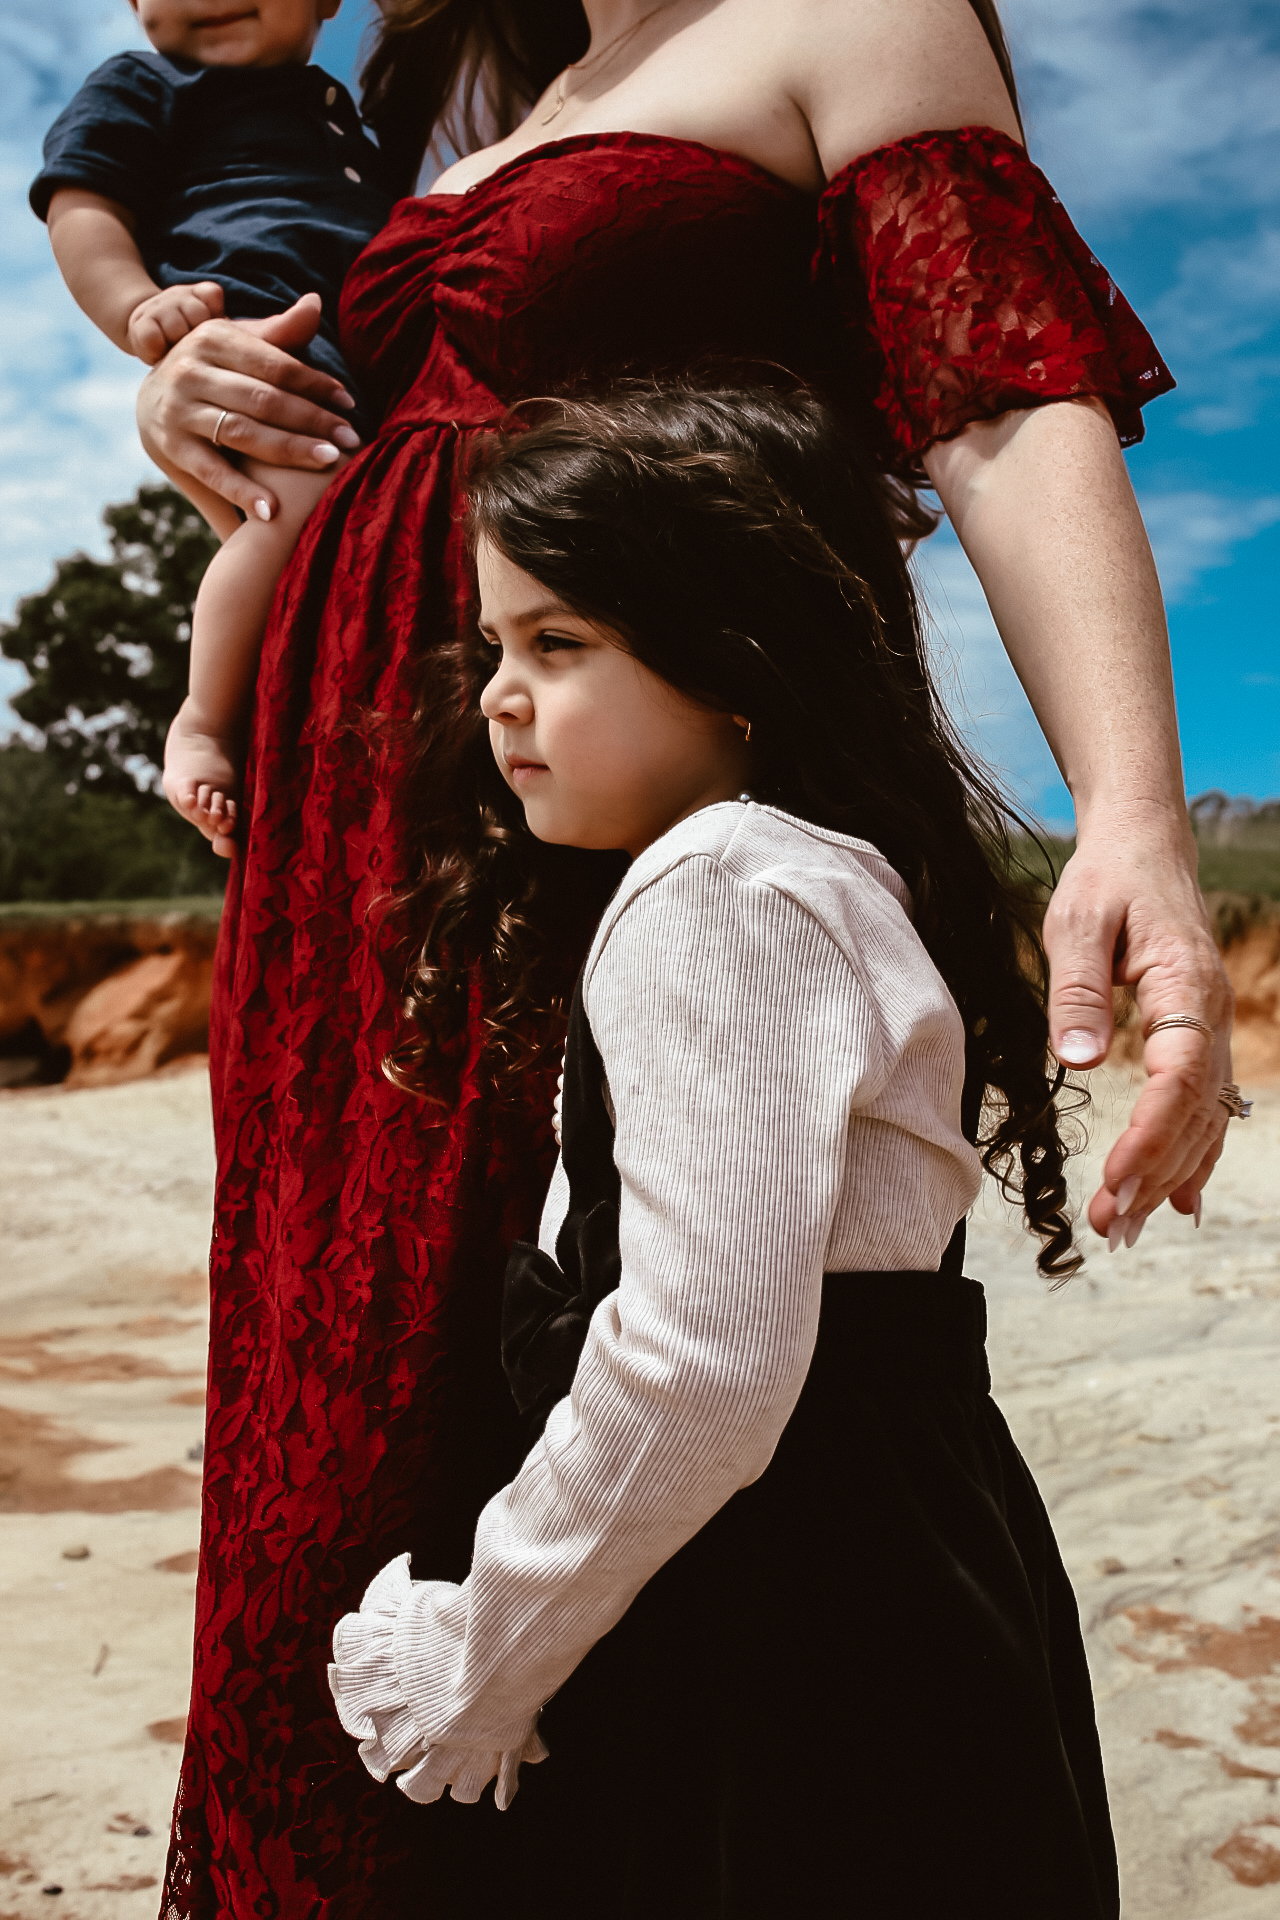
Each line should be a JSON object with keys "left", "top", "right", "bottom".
{"left": 542, "top": 5, "right": 669, "bottom": 124}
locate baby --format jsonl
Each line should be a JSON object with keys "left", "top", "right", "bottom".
{"left": 31, "top": 0, "right": 394, "bottom": 850}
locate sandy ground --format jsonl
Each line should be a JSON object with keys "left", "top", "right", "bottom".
{"left": 0, "top": 1064, "right": 1277, "bottom": 1917}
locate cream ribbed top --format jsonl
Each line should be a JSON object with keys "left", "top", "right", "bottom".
{"left": 329, "top": 802, "right": 982, "bottom": 1807}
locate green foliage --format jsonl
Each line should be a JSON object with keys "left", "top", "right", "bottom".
{"left": 0, "top": 481, "right": 226, "bottom": 902}
{"left": 1006, "top": 834, "right": 1074, "bottom": 895}
{"left": 1009, "top": 799, "right": 1280, "bottom": 903}
{"left": 1190, "top": 792, "right": 1280, "bottom": 899}
{"left": 0, "top": 743, "right": 227, "bottom": 903}
{"left": 1, "top": 483, "right": 218, "bottom": 796}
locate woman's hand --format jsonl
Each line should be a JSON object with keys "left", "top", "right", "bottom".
{"left": 135, "top": 292, "right": 361, "bottom": 522}
{"left": 1042, "top": 815, "right": 1234, "bottom": 1243}
{"left": 925, "top": 399, "right": 1237, "bottom": 1244}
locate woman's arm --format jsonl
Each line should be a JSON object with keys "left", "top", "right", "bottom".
{"left": 924, "top": 401, "right": 1233, "bottom": 1236}
{"left": 135, "top": 295, "right": 361, "bottom": 523}
{"left": 791, "top": 0, "right": 1234, "bottom": 1236}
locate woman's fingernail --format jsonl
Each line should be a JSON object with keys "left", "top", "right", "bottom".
{"left": 1107, "top": 1218, "right": 1125, "bottom": 1254}
{"left": 312, "top": 442, "right": 341, "bottom": 465}
{"left": 253, "top": 498, "right": 272, "bottom": 522}
{"left": 334, "top": 388, "right": 356, "bottom": 409}
{"left": 1193, "top": 1192, "right": 1202, "bottom": 1229}
{"left": 1116, "top": 1176, "right": 1141, "bottom": 1216}
{"left": 1124, "top": 1211, "right": 1147, "bottom": 1249}
{"left": 332, "top": 424, "right": 361, "bottom": 450}
{"left": 1058, "top": 1030, "right": 1101, "bottom": 1065}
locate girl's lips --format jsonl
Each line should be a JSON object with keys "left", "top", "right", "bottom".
{"left": 192, "top": 9, "right": 258, "bottom": 25}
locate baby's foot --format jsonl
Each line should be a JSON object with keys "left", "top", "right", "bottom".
{"left": 163, "top": 711, "right": 240, "bottom": 858}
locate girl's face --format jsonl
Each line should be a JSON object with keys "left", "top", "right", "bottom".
{"left": 477, "top": 540, "right": 751, "bottom": 859}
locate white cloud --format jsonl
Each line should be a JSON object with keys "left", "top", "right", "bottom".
{"left": 1003, "top": 0, "right": 1280, "bottom": 221}
{"left": 1001, "top": 3, "right": 1280, "bottom": 442}
{"left": 911, "top": 477, "right": 1280, "bottom": 828}
{"left": 0, "top": 0, "right": 155, "bottom": 635}
{"left": 1137, "top": 489, "right": 1280, "bottom": 602}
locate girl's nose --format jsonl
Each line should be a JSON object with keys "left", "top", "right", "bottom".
{"left": 480, "top": 658, "right": 534, "bottom": 726}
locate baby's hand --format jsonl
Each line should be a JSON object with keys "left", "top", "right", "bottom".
{"left": 127, "top": 282, "right": 225, "bottom": 365}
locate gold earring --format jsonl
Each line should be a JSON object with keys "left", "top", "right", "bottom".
{"left": 744, "top": 720, "right": 752, "bottom": 744}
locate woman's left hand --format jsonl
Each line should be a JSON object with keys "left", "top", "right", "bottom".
{"left": 1041, "top": 817, "right": 1235, "bottom": 1244}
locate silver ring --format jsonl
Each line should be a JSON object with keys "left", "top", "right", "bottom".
{"left": 1219, "top": 1082, "right": 1252, "bottom": 1120}
{"left": 211, "top": 407, "right": 231, "bottom": 449}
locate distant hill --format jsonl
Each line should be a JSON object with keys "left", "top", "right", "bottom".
{"left": 1012, "top": 794, "right": 1280, "bottom": 902}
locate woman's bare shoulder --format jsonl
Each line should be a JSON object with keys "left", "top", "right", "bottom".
{"left": 424, "top": 0, "right": 1022, "bottom": 201}
{"left": 773, "top": 0, "right": 1022, "bottom": 177}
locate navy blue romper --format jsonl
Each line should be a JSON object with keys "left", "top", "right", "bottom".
{"left": 30, "top": 51, "right": 395, "bottom": 434}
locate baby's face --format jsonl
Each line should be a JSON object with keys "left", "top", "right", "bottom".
{"left": 129, "top": 0, "right": 340, "bottom": 68}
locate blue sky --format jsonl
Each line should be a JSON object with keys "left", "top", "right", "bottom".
{"left": 1, "top": 0, "right": 1277, "bottom": 825}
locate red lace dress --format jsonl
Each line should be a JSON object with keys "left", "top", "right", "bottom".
{"left": 161, "top": 126, "right": 1171, "bottom": 1919}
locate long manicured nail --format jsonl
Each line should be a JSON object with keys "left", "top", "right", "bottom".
{"left": 1058, "top": 1030, "right": 1101, "bottom": 1065}
{"left": 253, "top": 498, "right": 272, "bottom": 521}
{"left": 332, "top": 423, "right": 361, "bottom": 450}
{"left": 1124, "top": 1211, "right": 1148, "bottom": 1249}
{"left": 1108, "top": 1218, "right": 1125, "bottom": 1254}
{"left": 1193, "top": 1192, "right": 1202, "bottom": 1229}
{"left": 1116, "top": 1176, "right": 1141, "bottom": 1216}
{"left": 312, "top": 442, "right": 340, "bottom": 464}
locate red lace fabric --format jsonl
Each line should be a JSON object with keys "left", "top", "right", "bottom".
{"left": 160, "top": 129, "right": 1170, "bottom": 1918}
{"left": 815, "top": 125, "right": 1175, "bottom": 474}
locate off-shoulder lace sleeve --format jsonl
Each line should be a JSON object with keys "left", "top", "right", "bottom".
{"left": 815, "top": 125, "right": 1175, "bottom": 475}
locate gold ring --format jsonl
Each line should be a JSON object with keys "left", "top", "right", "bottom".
{"left": 1219, "top": 1083, "right": 1252, "bottom": 1120}
{"left": 212, "top": 407, "right": 231, "bottom": 449}
{"left": 1144, "top": 1013, "right": 1214, "bottom": 1042}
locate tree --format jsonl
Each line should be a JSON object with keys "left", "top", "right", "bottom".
{"left": 0, "top": 482, "right": 226, "bottom": 901}
{"left": 0, "top": 743, "right": 224, "bottom": 903}
{"left": 1, "top": 483, "right": 218, "bottom": 795}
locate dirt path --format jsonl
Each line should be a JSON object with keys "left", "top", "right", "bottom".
{"left": 1, "top": 1065, "right": 1276, "bottom": 1915}
{"left": 979, "top": 1069, "right": 1280, "bottom": 1916}
{"left": 0, "top": 1069, "right": 211, "bottom": 1918}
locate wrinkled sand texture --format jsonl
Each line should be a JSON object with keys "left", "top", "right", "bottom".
{"left": 0, "top": 1066, "right": 1277, "bottom": 1917}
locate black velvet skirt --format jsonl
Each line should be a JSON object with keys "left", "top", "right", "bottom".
{"left": 420, "top": 1267, "right": 1120, "bottom": 1919}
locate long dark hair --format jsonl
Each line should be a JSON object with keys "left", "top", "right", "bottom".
{"left": 361, "top": 1, "right": 1023, "bottom": 194}
{"left": 387, "top": 384, "right": 1081, "bottom": 1279}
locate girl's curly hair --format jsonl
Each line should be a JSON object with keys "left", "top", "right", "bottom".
{"left": 385, "top": 382, "right": 1084, "bottom": 1279}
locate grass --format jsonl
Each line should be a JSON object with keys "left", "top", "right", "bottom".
{"left": 1007, "top": 835, "right": 1280, "bottom": 903}
{"left": 0, "top": 895, "right": 224, "bottom": 923}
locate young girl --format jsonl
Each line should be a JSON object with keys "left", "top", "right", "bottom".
{"left": 31, "top": 0, "right": 393, "bottom": 851}
{"left": 328, "top": 385, "right": 1118, "bottom": 1918}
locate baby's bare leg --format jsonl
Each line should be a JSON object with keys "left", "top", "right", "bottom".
{"left": 163, "top": 459, "right": 342, "bottom": 852}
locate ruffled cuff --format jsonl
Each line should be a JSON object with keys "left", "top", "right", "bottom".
{"left": 328, "top": 1553, "right": 549, "bottom": 1810}
{"left": 329, "top": 1553, "right": 430, "bottom": 1782}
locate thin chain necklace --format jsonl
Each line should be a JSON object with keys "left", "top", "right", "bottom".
{"left": 542, "top": 5, "right": 670, "bottom": 124}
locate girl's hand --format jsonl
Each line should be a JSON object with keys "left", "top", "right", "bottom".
{"left": 396, "top": 1730, "right": 548, "bottom": 1812}
{"left": 135, "top": 292, "right": 361, "bottom": 523}
{"left": 1041, "top": 820, "right": 1235, "bottom": 1242}
{"left": 127, "top": 280, "right": 225, "bottom": 365}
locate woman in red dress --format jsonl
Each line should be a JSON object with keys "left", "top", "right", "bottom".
{"left": 139, "top": 3, "right": 1234, "bottom": 1913}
